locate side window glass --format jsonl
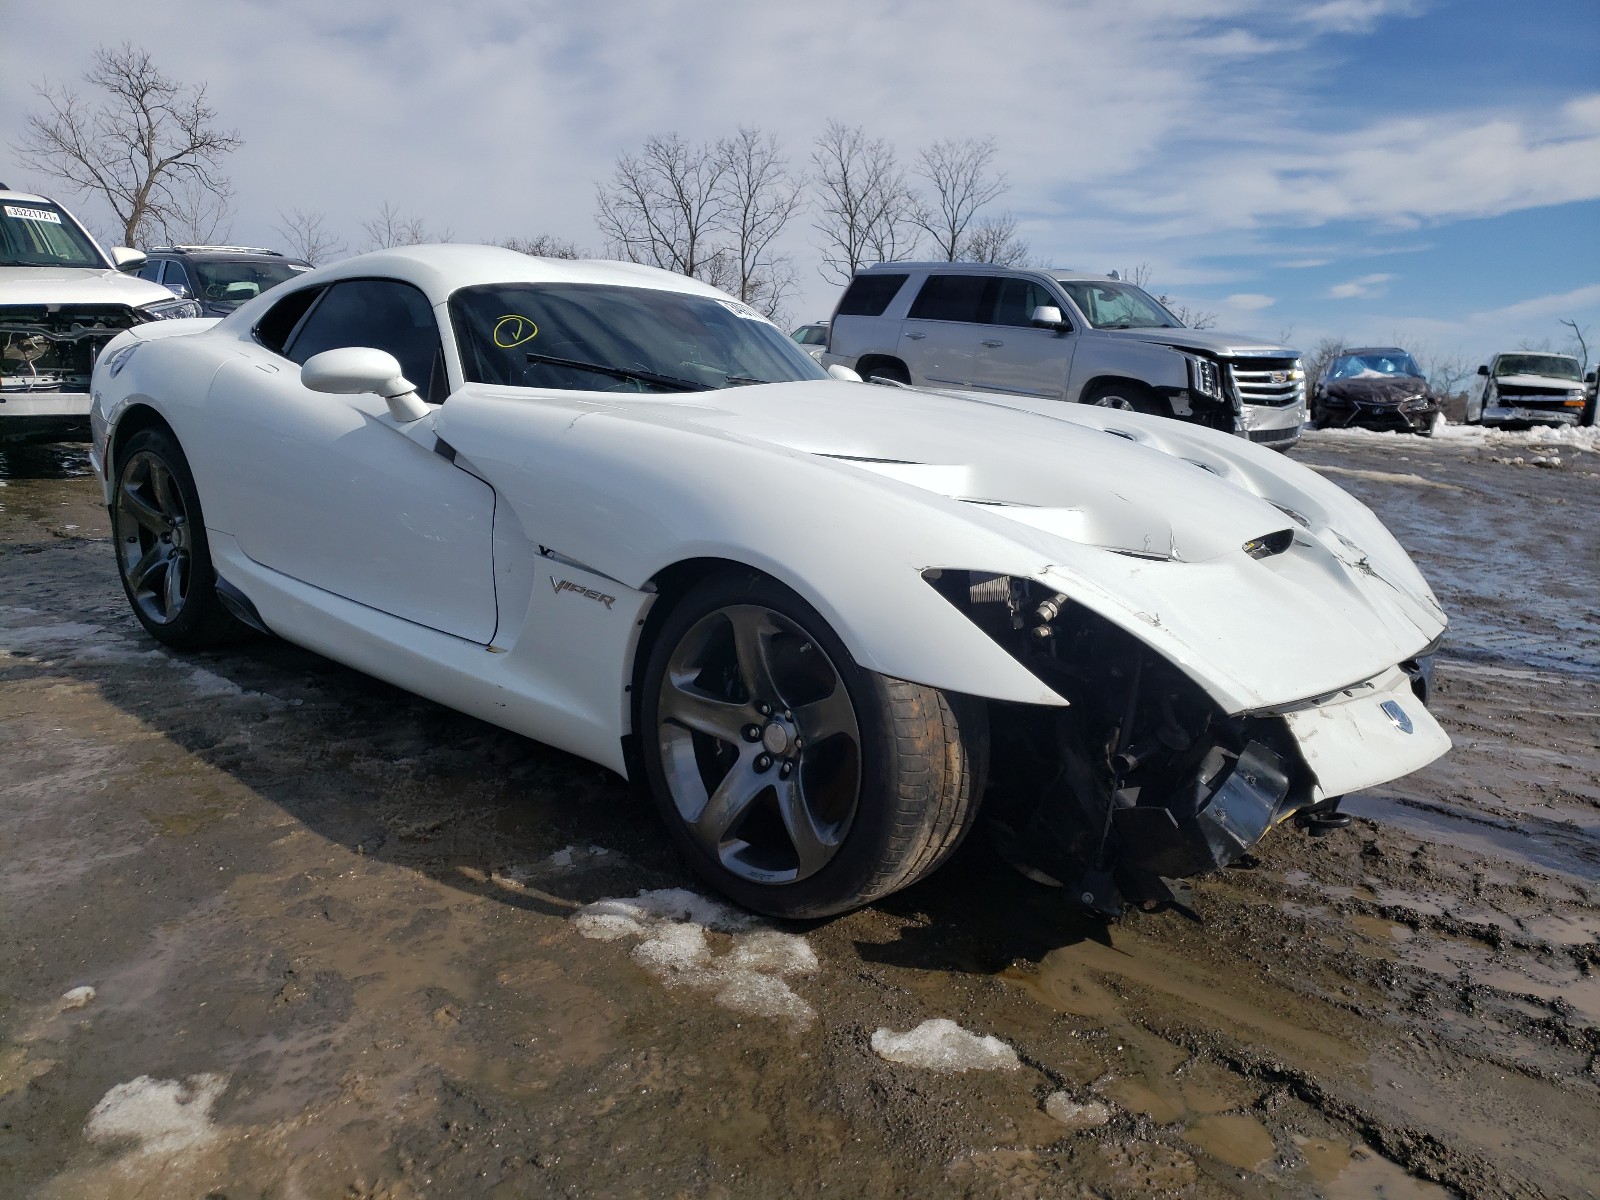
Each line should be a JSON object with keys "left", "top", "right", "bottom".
{"left": 284, "top": 279, "right": 444, "bottom": 402}
{"left": 907, "top": 274, "right": 995, "bottom": 324}
{"left": 255, "top": 286, "right": 326, "bottom": 355}
{"left": 991, "top": 279, "right": 1057, "bottom": 327}
{"left": 836, "top": 273, "right": 908, "bottom": 317}
{"left": 137, "top": 260, "right": 165, "bottom": 282}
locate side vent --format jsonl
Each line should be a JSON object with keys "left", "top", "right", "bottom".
{"left": 1242, "top": 529, "right": 1294, "bottom": 560}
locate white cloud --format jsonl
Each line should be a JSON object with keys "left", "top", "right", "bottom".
{"left": 1225, "top": 292, "right": 1276, "bottom": 309}
{"left": 1329, "top": 273, "right": 1394, "bottom": 299}
{"left": 1298, "top": 0, "right": 1421, "bottom": 33}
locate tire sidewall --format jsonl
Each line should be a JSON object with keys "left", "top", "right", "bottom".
{"left": 112, "top": 427, "right": 226, "bottom": 646}
{"left": 639, "top": 571, "right": 906, "bottom": 918}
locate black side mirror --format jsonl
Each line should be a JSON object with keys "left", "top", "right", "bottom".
{"left": 1476, "top": 364, "right": 1489, "bottom": 375}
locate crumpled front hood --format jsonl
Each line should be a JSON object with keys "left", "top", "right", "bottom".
{"left": 650, "top": 381, "right": 1298, "bottom": 563}
{"left": 1494, "top": 372, "right": 1584, "bottom": 391}
{"left": 1104, "top": 326, "right": 1296, "bottom": 358}
{"left": 442, "top": 377, "right": 1446, "bottom": 710}
{"left": 1323, "top": 376, "right": 1430, "bottom": 405}
{"left": 0, "top": 266, "right": 174, "bottom": 309}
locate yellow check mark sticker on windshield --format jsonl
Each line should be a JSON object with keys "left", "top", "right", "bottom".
{"left": 493, "top": 314, "right": 539, "bottom": 347}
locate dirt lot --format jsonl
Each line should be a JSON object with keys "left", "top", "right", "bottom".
{"left": 2, "top": 424, "right": 1597, "bottom": 1200}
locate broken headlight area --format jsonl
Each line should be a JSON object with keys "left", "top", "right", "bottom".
{"left": 0, "top": 304, "right": 148, "bottom": 394}
{"left": 926, "top": 568, "right": 1324, "bottom": 917}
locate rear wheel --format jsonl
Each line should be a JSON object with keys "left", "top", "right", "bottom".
{"left": 640, "top": 571, "right": 987, "bottom": 918}
{"left": 112, "top": 428, "right": 244, "bottom": 648}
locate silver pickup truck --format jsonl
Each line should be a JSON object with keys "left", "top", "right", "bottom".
{"left": 822, "top": 263, "right": 1305, "bottom": 448}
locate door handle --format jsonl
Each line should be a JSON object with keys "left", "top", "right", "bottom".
{"left": 981, "top": 339, "right": 1004, "bottom": 347}
{"left": 904, "top": 332, "right": 926, "bottom": 340}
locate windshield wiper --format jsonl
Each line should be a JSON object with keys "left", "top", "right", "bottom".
{"left": 524, "top": 350, "right": 711, "bottom": 392}
{"left": 723, "top": 374, "right": 772, "bottom": 386}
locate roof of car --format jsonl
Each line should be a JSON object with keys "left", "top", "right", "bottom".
{"left": 1341, "top": 346, "right": 1412, "bottom": 357}
{"left": 857, "top": 261, "right": 1111, "bottom": 282}
{"left": 148, "top": 245, "right": 303, "bottom": 261}
{"left": 298, "top": 243, "right": 729, "bottom": 307}
{"left": 0, "top": 189, "right": 63, "bottom": 206}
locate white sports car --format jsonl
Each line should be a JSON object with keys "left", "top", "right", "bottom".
{"left": 89, "top": 245, "right": 1449, "bottom": 919}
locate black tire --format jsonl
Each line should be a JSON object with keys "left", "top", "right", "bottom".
{"left": 639, "top": 570, "right": 987, "bottom": 919}
{"left": 1082, "top": 382, "right": 1164, "bottom": 417}
{"left": 111, "top": 428, "right": 245, "bottom": 648}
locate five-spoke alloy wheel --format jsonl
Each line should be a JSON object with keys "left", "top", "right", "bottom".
{"left": 641, "top": 572, "right": 987, "bottom": 918}
{"left": 112, "top": 428, "right": 242, "bottom": 647}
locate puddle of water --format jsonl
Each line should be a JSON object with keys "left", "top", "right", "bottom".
{"left": 1342, "top": 794, "right": 1600, "bottom": 883}
{"left": 1296, "top": 1136, "right": 1453, "bottom": 1199}
{"left": 1184, "top": 1112, "right": 1275, "bottom": 1172}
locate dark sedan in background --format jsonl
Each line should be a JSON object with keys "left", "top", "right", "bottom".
{"left": 1312, "top": 346, "right": 1441, "bottom": 436}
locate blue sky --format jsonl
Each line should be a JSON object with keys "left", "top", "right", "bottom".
{"left": 3, "top": 0, "right": 1596, "bottom": 369}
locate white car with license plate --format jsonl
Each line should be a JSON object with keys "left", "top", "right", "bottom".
{"left": 89, "top": 245, "right": 1449, "bottom": 919}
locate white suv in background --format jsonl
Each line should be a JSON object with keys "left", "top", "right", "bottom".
{"left": 822, "top": 263, "right": 1305, "bottom": 449}
{"left": 1, "top": 186, "right": 199, "bottom": 444}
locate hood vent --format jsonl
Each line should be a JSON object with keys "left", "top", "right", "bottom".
{"left": 1242, "top": 529, "right": 1294, "bottom": 560}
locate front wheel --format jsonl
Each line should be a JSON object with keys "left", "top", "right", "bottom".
{"left": 112, "top": 428, "right": 245, "bottom": 648}
{"left": 640, "top": 572, "right": 987, "bottom": 918}
{"left": 1082, "top": 383, "right": 1164, "bottom": 416}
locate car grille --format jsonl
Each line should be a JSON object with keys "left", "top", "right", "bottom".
{"left": 1227, "top": 357, "right": 1304, "bottom": 408}
{"left": 0, "top": 304, "right": 143, "bottom": 394}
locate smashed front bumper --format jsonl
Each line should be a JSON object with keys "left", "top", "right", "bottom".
{"left": 2, "top": 305, "right": 146, "bottom": 439}
{"left": 1317, "top": 396, "right": 1440, "bottom": 433}
{"left": 930, "top": 570, "right": 1447, "bottom": 915}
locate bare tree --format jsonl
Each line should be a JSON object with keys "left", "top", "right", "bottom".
{"left": 595, "top": 133, "right": 729, "bottom": 282}
{"left": 15, "top": 43, "right": 241, "bottom": 248}
{"left": 498, "top": 234, "right": 584, "bottom": 259}
{"left": 360, "top": 201, "right": 450, "bottom": 251}
{"left": 1302, "top": 335, "right": 1347, "bottom": 397}
{"left": 914, "top": 136, "right": 1006, "bottom": 261}
{"left": 714, "top": 127, "right": 805, "bottom": 317}
{"left": 273, "top": 207, "right": 346, "bottom": 264}
{"left": 810, "top": 121, "right": 920, "bottom": 283}
{"left": 962, "top": 212, "right": 1029, "bottom": 265}
{"left": 1118, "top": 264, "right": 1216, "bottom": 328}
{"left": 1163, "top": 301, "right": 1218, "bottom": 330}
{"left": 1558, "top": 318, "right": 1590, "bottom": 373}
{"left": 157, "top": 175, "right": 234, "bottom": 245}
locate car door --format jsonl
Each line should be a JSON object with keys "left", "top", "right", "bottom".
{"left": 201, "top": 277, "right": 499, "bottom": 643}
{"left": 972, "top": 277, "right": 1075, "bottom": 400}
{"left": 897, "top": 273, "right": 992, "bottom": 388}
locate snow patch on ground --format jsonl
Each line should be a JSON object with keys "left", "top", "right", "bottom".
{"left": 1044, "top": 1092, "right": 1114, "bottom": 1129}
{"left": 181, "top": 667, "right": 245, "bottom": 697}
{"left": 572, "top": 889, "right": 817, "bottom": 1027}
{"left": 85, "top": 1073, "right": 228, "bottom": 1159}
{"left": 0, "top": 622, "right": 108, "bottom": 654}
{"left": 1306, "top": 423, "right": 1600, "bottom": 453}
{"left": 870, "top": 1018, "right": 1022, "bottom": 1072}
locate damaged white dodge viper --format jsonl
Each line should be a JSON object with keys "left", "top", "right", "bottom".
{"left": 89, "top": 246, "right": 1449, "bottom": 919}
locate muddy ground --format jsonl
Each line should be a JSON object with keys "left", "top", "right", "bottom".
{"left": 1, "top": 424, "right": 1597, "bottom": 1200}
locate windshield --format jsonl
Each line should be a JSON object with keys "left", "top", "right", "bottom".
{"left": 1494, "top": 353, "right": 1581, "bottom": 381}
{"left": 1329, "top": 352, "right": 1423, "bottom": 380}
{"left": 451, "top": 283, "right": 829, "bottom": 393}
{"left": 191, "top": 259, "right": 309, "bottom": 308}
{"left": 0, "top": 202, "right": 107, "bottom": 268}
{"left": 1055, "top": 280, "right": 1180, "bottom": 329}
